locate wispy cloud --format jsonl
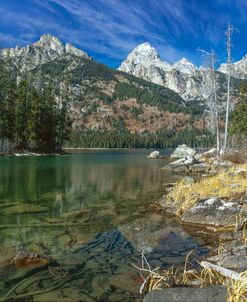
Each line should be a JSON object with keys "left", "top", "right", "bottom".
{"left": 0, "top": 0, "right": 245, "bottom": 67}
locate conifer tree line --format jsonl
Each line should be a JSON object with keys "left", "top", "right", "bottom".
{"left": 67, "top": 128, "right": 214, "bottom": 149}
{"left": 0, "top": 63, "right": 71, "bottom": 153}
{"left": 229, "top": 83, "right": 247, "bottom": 144}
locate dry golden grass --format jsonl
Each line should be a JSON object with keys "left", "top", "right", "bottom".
{"left": 134, "top": 250, "right": 247, "bottom": 301}
{"left": 228, "top": 270, "right": 247, "bottom": 302}
{"left": 166, "top": 165, "right": 247, "bottom": 215}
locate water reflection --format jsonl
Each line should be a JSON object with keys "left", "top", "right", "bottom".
{"left": 0, "top": 150, "right": 206, "bottom": 301}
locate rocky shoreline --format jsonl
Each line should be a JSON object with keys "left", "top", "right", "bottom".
{"left": 145, "top": 145, "right": 247, "bottom": 302}
{"left": 0, "top": 151, "right": 62, "bottom": 157}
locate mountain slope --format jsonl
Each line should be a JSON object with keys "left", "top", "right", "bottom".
{"left": 0, "top": 34, "right": 239, "bottom": 148}
{"left": 27, "top": 55, "right": 205, "bottom": 135}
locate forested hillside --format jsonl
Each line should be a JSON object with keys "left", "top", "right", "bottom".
{"left": 25, "top": 55, "right": 212, "bottom": 148}
{"left": 4, "top": 48, "right": 247, "bottom": 150}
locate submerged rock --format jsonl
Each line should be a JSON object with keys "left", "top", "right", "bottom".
{"left": 181, "top": 197, "right": 246, "bottom": 228}
{"left": 147, "top": 151, "right": 160, "bottom": 159}
{"left": 144, "top": 286, "right": 227, "bottom": 302}
{"left": 9, "top": 251, "right": 48, "bottom": 268}
{"left": 170, "top": 145, "right": 197, "bottom": 159}
{"left": 157, "top": 195, "right": 179, "bottom": 216}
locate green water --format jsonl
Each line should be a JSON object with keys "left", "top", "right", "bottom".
{"left": 0, "top": 150, "right": 208, "bottom": 301}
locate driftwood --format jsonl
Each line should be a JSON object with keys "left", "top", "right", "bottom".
{"left": 200, "top": 261, "right": 240, "bottom": 281}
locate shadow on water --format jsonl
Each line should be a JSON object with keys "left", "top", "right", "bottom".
{"left": 0, "top": 150, "right": 209, "bottom": 301}
{"left": 0, "top": 214, "right": 209, "bottom": 302}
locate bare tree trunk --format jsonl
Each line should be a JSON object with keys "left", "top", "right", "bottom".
{"left": 211, "top": 51, "right": 220, "bottom": 153}
{"left": 199, "top": 49, "right": 220, "bottom": 153}
{"left": 223, "top": 22, "right": 234, "bottom": 153}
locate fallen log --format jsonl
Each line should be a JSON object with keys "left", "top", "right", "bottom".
{"left": 200, "top": 261, "right": 240, "bottom": 281}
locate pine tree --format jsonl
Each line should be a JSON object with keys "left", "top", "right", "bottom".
{"left": 56, "top": 82, "right": 72, "bottom": 151}
{"left": 15, "top": 80, "right": 31, "bottom": 148}
{"left": 229, "top": 93, "right": 247, "bottom": 143}
{"left": 38, "top": 85, "right": 57, "bottom": 151}
{"left": 0, "top": 63, "right": 17, "bottom": 152}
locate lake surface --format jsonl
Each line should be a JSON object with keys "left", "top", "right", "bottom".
{"left": 0, "top": 150, "right": 209, "bottom": 301}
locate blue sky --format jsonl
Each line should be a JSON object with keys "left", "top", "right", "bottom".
{"left": 0, "top": 0, "right": 247, "bottom": 68}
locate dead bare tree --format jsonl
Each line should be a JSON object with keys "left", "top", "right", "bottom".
{"left": 223, "top": 22, "right": 234, "bottom": 152}
{"left": 199, "top": 48, "right": 220, "bottom": 153}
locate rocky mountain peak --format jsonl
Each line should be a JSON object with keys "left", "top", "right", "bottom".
{"left": 0, "top": 34, "right": 90, "bottom": 73}
{"left": 118, "top": 42, "right": 173, "bottom": 79}
{"left": 118, "top": 42, "right": 160, "bottom": 71}
{"left": 38, "top": 34, "right": 62, "bottom": 45}
{"left": 130, "top": 42, "right": 160, "bottom": 62}
{"left": 173, "top": 57, "right": 198, "bottom": 75}
{"left": 34, "top": 34, "right": 64, "bottom": 55}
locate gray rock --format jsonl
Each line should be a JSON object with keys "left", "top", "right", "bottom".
{"left": 181, "top": 197, "right": 246, "bottom": 228}
{"left": 203, "top": 148, "right": 217, "bottom": 157}
{"left": 195, "top": 148, "right": 217, "bottom": 160}
{"left": 170, "top": 145, "right": 197, "bottom": 159}
{"left": 191, "top": 163, "right": 210, "bottom": 173}
{"left": 158, "top": 195, "right": 179, "bottom": 216}
{"left": 164, "top": 156, "right": 200, "bottom": 173}
{"left": 208, "top": 241, "right": 247, "bottom": 270}
{"left": 147, "top": 151, "right": 160, "bottom": 159}
{"left": 220, "top": 230, "right": 244, "bottom": 242}
{"left": 144, "top": 286, "right": 227, "bottom": 302}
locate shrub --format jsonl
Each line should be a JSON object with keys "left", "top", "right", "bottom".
{"left": 221, "top": 151, "right": 247, "bottom": 164}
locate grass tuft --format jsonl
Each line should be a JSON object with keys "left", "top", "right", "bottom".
{"left": 165, "top": 165, "right": 247, "bottom": 215}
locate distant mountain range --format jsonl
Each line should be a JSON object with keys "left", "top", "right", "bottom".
{"left": 0, "top": 34, "right": 246, "bottom": 143}
{"left": 118, "top": 42, "right": 247, "bottom": 102}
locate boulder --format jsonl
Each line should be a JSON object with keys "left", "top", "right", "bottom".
{"left": 220, "top": 230, "right": 244, "bottom": 242}
{"left": 147, "top": 151, "right": 160, "bottom": 159}
{"left": 163, "top": 156, "right": 200, "bottom": 172}
{"left": 181, "top": 197, "right": 246, "bottom": 228}
{"left": 170, "top": 144, "right": 197, "bottom": 159}
{"left": 195, "top": 148, "right": 217, "bottom": 160}
{"left": 207, "top": 241, "right": 247, "bottom": 270}
{"left": 144, "top": 286, "right": 227, "bottom": 302}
